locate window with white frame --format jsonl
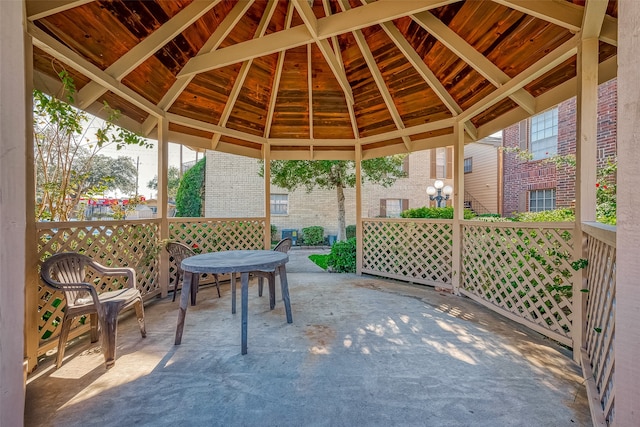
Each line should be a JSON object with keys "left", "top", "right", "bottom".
{"left": 464, "top": 157, "right": 472, "bottom": 173}
{"left": 270, "top": 194, "right": 288, "bottom": 215}
{"left": 530, "top": 108, "right": 558, "bottom": 160}
{"left": 436, "top": 147, "right": 447, "bottom": 178}
{"left": 529, "top": 189, "right": 555, "bottom": 212}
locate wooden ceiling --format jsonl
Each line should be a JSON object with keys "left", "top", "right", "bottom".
{"left": 27, "top": 0, "right": 618, "bottom": 160}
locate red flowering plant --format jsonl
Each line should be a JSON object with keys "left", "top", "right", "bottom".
{"left": 596, "top": 158, "right": 617, "bottom": 225}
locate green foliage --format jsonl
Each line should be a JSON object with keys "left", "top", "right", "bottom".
{"left": 308, "top": 254, "right": 329, "bottom": 270}
{"left": 596, "top": 158, "right": 617, "bottom": 225}
{"left": 400, "top": 206, "right": 475, "bottom": 219}
{"left": 302, "top": 226, "right": 324, "bottom": 246}
{"left": 327, "top": 238, "right": 357, "bottom": 273}
{"left": 147, "top": 166, "right": 182, "bottom": 200}
{"left": 270, "top": 224, "right": 278, "bottom": 242}
{"left": 175, "top": 158, "right": 206, "bottom": 217}
{"left": 346, "top": 225, "right": 356, "bottom": 239}
{"left": 512, "top": 208, "right": 575, "bottom": 222}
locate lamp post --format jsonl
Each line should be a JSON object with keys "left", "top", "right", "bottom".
{"left": 426, "top": 180, "right": 453, "bottom": 207}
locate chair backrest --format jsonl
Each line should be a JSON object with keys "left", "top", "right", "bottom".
{"left": 273, "top": 237, "right": 292, "bottom": 253}
{"left": 165, "top": 241, "right": 196, "bottom": 274}
{"left": 40, "top": 252, "right": 96, "bottom": 308}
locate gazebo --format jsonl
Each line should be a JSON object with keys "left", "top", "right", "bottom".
{"left": 1, "top": 1, "right": 638, "bottom": 425}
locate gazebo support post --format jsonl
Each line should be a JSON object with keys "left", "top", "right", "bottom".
{"left": 356, "top": 144, "right": 363, "bottom": 275}
{"left": 451, "top": 121, "right": 465, "bottom": 295}
{"left": 158, "top": 117, "right": 169, "bottom": 297}
{"left": 263, "top": 145, "right": 271, "bottom": 249}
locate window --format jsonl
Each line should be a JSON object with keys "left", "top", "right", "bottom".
{"left": 464, "top": 157, "right": 473, "bottom": 173}
{"left": 529, "top": 189, "right": 555, "bottom": 212}
{"left": 270, "top": 194, "right": 288, "bottom": 215}
{"left": 435, "top": 147, "right": 447, "bottom": 178}
{"left": 379, "top": 199, "right": 408, "bottom": 218}
{"left": 530, "top": 108, "right": 558, "bottom": 160}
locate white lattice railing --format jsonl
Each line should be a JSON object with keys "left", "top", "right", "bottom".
{"left": 34, "top": 217, "right": 266, "bottom": 357}
{"left": 460, "top": 221, "right": 575, "bottom": 346}
{"left": 581, "top": 222, "right": 616, "bottom": 426}
{"left": 362, "top": 218, "right": 453, "bottom": 289}
{"left": 36, "top": 219, "right": 161, "bottom": 355}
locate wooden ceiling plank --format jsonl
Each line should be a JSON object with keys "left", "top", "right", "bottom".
{"left": 459, "top": 35, "right": 579, "bottom": 122}
{"left": 28, "top": 22, "right": 164, "bottom": 117}
{"left": 141, "top": 0, "right": 254, "bottom": 135}
{"left": 412, "top": 11, "right": 536, "bottom": 115}
{"left": 178, "top": 0, "right": 454, "bottom": 78}
{"left": 581, "top": 0, "right": 609, "bottom": 40}
{"left": 308, "top": 43, "right": 314, "bottom": 140}
{"left": 264, "top": 1, "right": 295, "bottom": 139}
{"left": 167, "top": 112, "right": 266, "bottom": 145}
{"left": 77, "top": 0, "right": 220, "bottom": 109}
{"left": 26, "top": 0, "right": 92, "bottom": 21}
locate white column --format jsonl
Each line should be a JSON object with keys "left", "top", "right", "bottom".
{"left": 615, "top": 3, "right": 640, "bottom": 425}
{"left": 355, "top": 145, "right": 363, "bottom": 275}
{"left": 263, "top": 145, "right": 271, "bottom": 249}
{"left": 157, "top": 117, "right": 169, "bottom": 297}
{"left": 0, "top": 1, "right": 28, "bottom": 424}
{"left": 451, "top": 123, "right": 464, "bottom": 295}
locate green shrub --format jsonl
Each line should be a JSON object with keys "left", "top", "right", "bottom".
{"left": 270, "top": 224, "right": 278, "bottom": 242}
{"left": 327, "top": 238, "right": 356, "bottom": 273}
{"left": 346, "top": 224, "right": 356, "bottom": 239}
{"left": 512, "top": 208, "right": 574, "bottom": 222}
{"left": 175, "top": 158, "right": 205, "bottom": 217}
{"left": 302, "top": 226, "right": 324, "bottom": 246}
{"left": 400, "top": 206, "right": 475, "bottom": 219}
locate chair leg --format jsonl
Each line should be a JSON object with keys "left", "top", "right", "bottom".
{"left": 100, "top": 302, "right": 121, "bottom": 369}
{"left": 89, "top": 313, "right": 99, "bottom": 343}
{"left": 231, "top": 273, "right": 237, "bottom": 314}
{"left": 269, "top": 273, "right": 276, "bottom": 310}
{"left": 190, "top": 274, "right": 200, "bottom": 306}
{"left": 55, "top": 315, "right": 73, "bottom": 369}
{"left": 214, "top": 274, "right": 221, "bottom": 298}
{"left": 135, "top": 299, "right": 146, "bottom": 338}
{"left": 258, "top": 277, "right": 264, "bottom": 297}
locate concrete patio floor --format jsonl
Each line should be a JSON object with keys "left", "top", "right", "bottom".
{"left": 25, "top": 248, "right": 590, "bottom": 426}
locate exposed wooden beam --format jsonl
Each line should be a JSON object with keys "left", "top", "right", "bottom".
{"left": 26, "top": 0, "right": 92, "bottom": 21}
{"left": 292, "top": 0, "right": 319, "bottom": 38}
{"left": 77, "top": 0, "right": 219, "bottom": 108}
{"left": 379, "top": 20, "right": 477, "bottom": 140}
{"left": 28, "top": 22, "right": 165, "bottom": 118}
{"left": 178, "top": 0, "right": 455, "bottom": 77}
{"left": 412, "top": 11, "right": 536, "bottom": 115}
{"left": 166, "top": 112, "right": 266, "bottom": 145}
{"left": 307, "top": 43, "right": 314, "bottom": 139}
{"left": 141, "top": 0, "right": 254, "bottom": 135}
{"left": 581, "top": 0, "right": 609, "bottom": 40}
{"left": 460, "top": 35, "right": 578, "bottom": 121}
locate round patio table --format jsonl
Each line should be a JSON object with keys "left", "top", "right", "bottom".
{"left": 174, "top": 250, "right": 292, "bottom": 354}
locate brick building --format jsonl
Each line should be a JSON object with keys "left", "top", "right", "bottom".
{"left": 502, "top": 79, "right": 617, "bottom": 216}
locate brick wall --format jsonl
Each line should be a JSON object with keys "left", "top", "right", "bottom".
{"left": 502, "top": 79, "right": 617, "bottom": 216}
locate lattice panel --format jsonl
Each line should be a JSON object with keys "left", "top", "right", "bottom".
{"left": 168, "top": 218, "right": 266, "bottom": 252}
{"left": 362, "top": 219, "right": 453, "bottom": 287}
{"left": 37, "top": 221, "right": 160, "bottom": 349}
{"left": 584, "top": 231, "right": 616, "bottom": 424}
{"left": 462, "top": 223, "right": 574, "bottom": 342}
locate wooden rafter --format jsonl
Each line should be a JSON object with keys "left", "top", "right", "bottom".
{"left": 141, "top": 0, "right": 254, "bottom": 136}
{"left": 178, "top": 0, "right": 455, "bottom": 78}
{"left": 308, "top": 43, "right": 314, "bottom": 142}
{"left": 412, "top": 11, "right": 536, "bottom": 115}
{"left": 77, "top": 0, "right": 220, "bottom": 109}
{"left": 167, "top": 113, "right": 266, "bottom": 145}
{"left": 26, "top": 0, "right": 92, "bottom": 21}
{"left": 581, "top": 0, "right": 609, "bottom": 40}
{"left": 212, "top": 0, "right": 278, "bottom": 148}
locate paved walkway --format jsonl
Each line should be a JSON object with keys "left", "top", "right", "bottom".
{"left": 25, "top": 249, "right": 590, "bottom": 426}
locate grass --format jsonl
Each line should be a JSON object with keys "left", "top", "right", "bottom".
{"left": 308, "top": 254, "right": 329, "bottom": 270}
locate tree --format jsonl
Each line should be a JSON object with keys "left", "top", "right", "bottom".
{"left": 147, "top": 166, "right": 181, "bottom": 200}
{"left": 265, "top": 157, "right": 406, "bottom": 241}
{"left": 34, "top": 70, "right": 151, "bottom": 221}
{"left": 88, "top": 155, "right": 138, "bottom": 195}
{"left": 175, "top": 158, "right": 206, "bottom": 217}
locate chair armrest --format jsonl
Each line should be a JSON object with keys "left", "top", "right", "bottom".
{"left": 88, "top": 260, "right": 138, "bottom": 289}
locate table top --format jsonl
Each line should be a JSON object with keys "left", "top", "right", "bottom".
{"left": 180, "top": 250, "right": 288, "bottom": 274}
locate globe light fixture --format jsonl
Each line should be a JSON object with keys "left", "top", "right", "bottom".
{"left": 427, "top": 180, "right": 453, "bottom": 207}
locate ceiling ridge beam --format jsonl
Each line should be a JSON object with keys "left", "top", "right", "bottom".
{"left": 263, "top": 1, "right": 296, "bottom": 140}
{"left": 412, "top": 10, "right": 536, "bottom": 115}
{"left": 28, "top": 22, "right": 164, "bottom": 118}
{"left": 379, "top": 20, "right": 477, "bottom": 140}
{"left": 459, "top": 35, "right": 579, "bottom": 122}
{"left": 141, "top": 0, "right": 254, "bottom": 136}
{"left": 212, "top": 0, "right": 278, "bottom": 147}
{"left": 26, "top": 0, "right": 92, "bottom": 21}
{"left": 77, "top": 0, "right": 219, "bottom": 109}
{"left": 177, "top": 0, "right": 454, "bottom": 78}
